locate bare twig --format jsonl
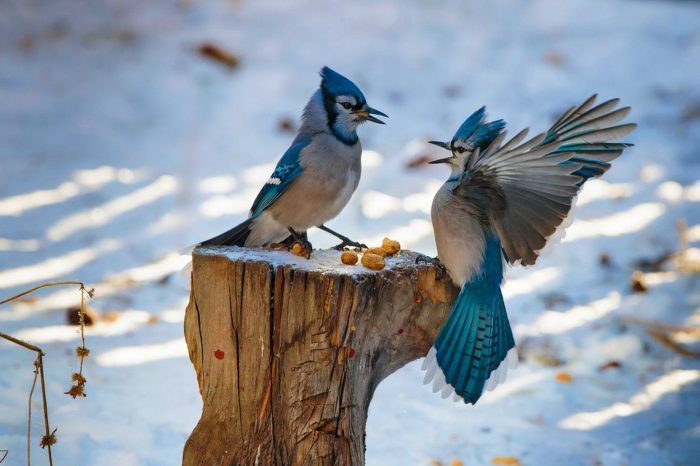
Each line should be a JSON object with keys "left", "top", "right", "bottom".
{"left": 621, "top": 316, "right": 700, "bottom": 359}
{"left": 647, "top": 328, "right": 700, "bottom": 359}
{"left": 620, "top": 316, "right": 700, "bottom": 337}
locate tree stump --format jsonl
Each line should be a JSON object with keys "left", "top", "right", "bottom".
{"left": 183, "top": 247, "right": 458, "bottom": 466}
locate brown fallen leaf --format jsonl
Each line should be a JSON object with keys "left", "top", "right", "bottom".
{"left": 405, "top": 154, "right": 434, "bottom": 169}
{"left": 492, "top": 457, "right": 521, "bottom": 465}
{"left": 198, "top": 43, "right": 240, "bottom": 69}
{"left": 631, "top": 271, "right": 648, "bottom": 293}
{"left": 277, "top": 116, "right": 296, "bottom": 133}
{"left": 598, "top": 360, "right": 622, "bottom": 371}
{"left": 555, "top": 372, "right": 573, "bottom": 383}
{"left": 66, "top": 305, "right": 99, "bottom": 326}
{"left": 544, "top": 50, "right": 566, "bottom": 66}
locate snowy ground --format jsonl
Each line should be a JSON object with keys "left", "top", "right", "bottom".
{"left": 1, "top": 0, "right": 700, "bottom": 464}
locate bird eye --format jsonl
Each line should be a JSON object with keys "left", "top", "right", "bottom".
{"left": 340, "top": 102, "right": 353, "bottom": 110}
{"left": 456, "top": 147, "right": 466, "bottom": 154}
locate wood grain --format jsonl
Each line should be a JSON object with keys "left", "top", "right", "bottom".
{"left": 183, "top": 248, "right": 458, "bottom": 466}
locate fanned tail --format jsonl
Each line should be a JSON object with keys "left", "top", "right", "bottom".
{"left": 422, "top": 236, "right": 517, "bottom": 404}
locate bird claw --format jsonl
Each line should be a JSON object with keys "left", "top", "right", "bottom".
{"left": 415, "top": 254, "right": 447, "bottom": 279}
{"left": 332, "top": 240, "right": 367, "bottom": 251}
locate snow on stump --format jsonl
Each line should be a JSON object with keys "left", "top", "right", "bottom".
{"left": 183, "top": 246, "right": 458, "bottom": 466}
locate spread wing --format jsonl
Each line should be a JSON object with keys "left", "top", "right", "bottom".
{"left": 456, "top": 95, "right": 636, "bottom": 266}
{"left": 249, "top": 135, "right": 310, "bottom": 217}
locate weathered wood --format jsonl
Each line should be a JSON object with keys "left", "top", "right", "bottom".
{"left": 183, "top": 247, "right": 458, "bottom": 466}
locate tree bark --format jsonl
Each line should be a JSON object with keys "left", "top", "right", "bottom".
{"left": 182, "top": 247, "right": 458, "bottom": 466}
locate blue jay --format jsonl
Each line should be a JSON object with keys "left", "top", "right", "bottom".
{"left": 422, "top": 95, "right": 636, "bottom": 404}
{"left": 200, "top": 66, "right": 387, "bottom": 255}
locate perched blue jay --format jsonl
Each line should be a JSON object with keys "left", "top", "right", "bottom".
{"left": 422, "top": 95, "right": 636, "bottom": 404}
{"left": 199, "top": 66, "right": 386, "bottom": 255}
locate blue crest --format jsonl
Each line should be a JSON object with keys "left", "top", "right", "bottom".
{"left": 452, "top": 106, "right": 505, "bottom": 150}
{"left": 320, "top": 66, "right": 366, "bottom": 103}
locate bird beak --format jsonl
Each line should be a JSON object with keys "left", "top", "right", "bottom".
{"left": 428, "top": 140, "right": 450, "bottom": 150}
{"left": 428, "top": 156, "right": 453, "bottom": 165}
{"left": 354, "top": 106, "right": 388, "bottom": 124}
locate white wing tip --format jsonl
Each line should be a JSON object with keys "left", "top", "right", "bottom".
{"left": 485, "top": 347, "right": 519, "bottom": 392}
{"left": 422, "top": 345, "right": 519, "bottom": 401}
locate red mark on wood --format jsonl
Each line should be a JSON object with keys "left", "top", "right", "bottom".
{"left": 397, "top": 328, "right": 404, "bottom": 335}
{"left": 348, "top": 348, "right": 356, "bottom": 358}
{"left": 214, "top": 349, "right": 225, "bottom": 360}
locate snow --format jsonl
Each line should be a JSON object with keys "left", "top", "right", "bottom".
{"left": 1, "top": 0, "right": 699, "bottom": 465}
{"left": 195, "top": 245, "right": 420, "bottom": 274}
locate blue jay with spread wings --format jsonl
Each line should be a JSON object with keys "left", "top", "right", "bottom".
{"left": 199, "top": 67, "right": 386, "bottom": 256}
{"left": 422, "top": 95, "right": 636, "bottom": 404}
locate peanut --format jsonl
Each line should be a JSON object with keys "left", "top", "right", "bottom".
{"left": 361, "top": 253, "right": 385, "bottom": 270}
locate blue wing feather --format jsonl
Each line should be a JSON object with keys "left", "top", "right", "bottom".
{"left": 542, "top": 96, "right": 635, "bottom": 184}
{"left": 249, "top": 135, "right": 311, "bottom": 216}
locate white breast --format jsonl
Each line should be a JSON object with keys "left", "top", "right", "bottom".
{"left": 431, "top": 182, "right": 486, "bottom": 286}
{"left": 325, "top": 169, "right": 359, "bottom": 218}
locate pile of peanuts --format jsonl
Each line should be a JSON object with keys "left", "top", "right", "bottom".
{"left": 340, "top": 237, "right": 401, "bottom": 270}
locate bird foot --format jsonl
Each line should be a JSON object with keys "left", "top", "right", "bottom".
{"left": 332, "top": 239, "right": 367, "bottom": 251}
{"left": 415, "top": 254, "right": 447, "bottom": 280}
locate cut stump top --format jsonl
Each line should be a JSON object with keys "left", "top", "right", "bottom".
{"left": 195, "top": 245, "right": 431, "bottom": 276}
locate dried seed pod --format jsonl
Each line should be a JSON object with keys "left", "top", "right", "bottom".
{"left": 381, "top": 237, "right": 401, "bottom": 255}
{"left": 364, "top": 247, "right": 387, "bottom": 257}
{"left": 361, "top": 253, "right": 385, "bottom": 270}
{"left": 341, "top": 250, "right": 359, "bottom": 265}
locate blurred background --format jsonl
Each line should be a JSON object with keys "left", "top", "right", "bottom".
{"left": 1, "top": 0, "right": 699, "bottom": 465}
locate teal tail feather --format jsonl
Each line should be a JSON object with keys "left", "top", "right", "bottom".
{"left": 422, "top": 236, "right": 517, "bottom": 404}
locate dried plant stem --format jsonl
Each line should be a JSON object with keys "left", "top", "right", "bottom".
{"left": 27, "top": 357, "right": 39, "bottom": 466}
{"left": 1, "top": 280, "right": 89, "bottom": 466}
{"left": 38, "top": 354, "right": 54, "bottom": 465}
{"left": 0, "top": 331, "right": 42, "bottom": 353}
{"left": 0, "top": 280, "right": 84, "bottom": 306}
{"left": 78, "top": 287, "right": 86, "bottom": 374}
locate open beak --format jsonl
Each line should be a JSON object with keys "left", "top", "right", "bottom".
{"left": 428, "top": 157, "right": 453, "bottom": 165}
{"left": 354, "top": 106, "right": 388, "bottom": 124}
{"left": 428, "top": 141, "right": 452, "bottom": 164}
{"left": 428, "top": 140, "right": 450, "bottom": 150}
